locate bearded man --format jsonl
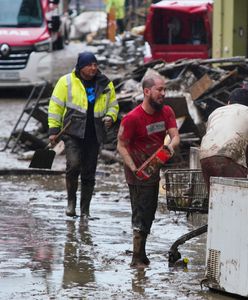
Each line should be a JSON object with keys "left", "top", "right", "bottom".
{"left": 117, "top": 73, "right": 180, "bottom": 268}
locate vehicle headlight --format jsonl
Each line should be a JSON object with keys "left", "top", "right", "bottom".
{"left": 35, "top": 38, "right": 52, "bottom": 52}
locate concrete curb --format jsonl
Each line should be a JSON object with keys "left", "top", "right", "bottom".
{"left": 0, "top": 169, "right": 65, "bottom": 176}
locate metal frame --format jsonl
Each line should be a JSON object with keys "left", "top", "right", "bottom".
{"left": 0, "top": 82, "right": 48, "bottom": 153}
{"left": 162, "top": 168, "right": 209, "bottom": 265}
{"left": 163, "top": 168, "right": 209, "bottom": 213}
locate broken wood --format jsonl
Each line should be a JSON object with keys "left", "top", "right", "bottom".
{"left": 189, "top": 73, "right": 213, "bottom": 101}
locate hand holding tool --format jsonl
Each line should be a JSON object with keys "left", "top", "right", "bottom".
{"left": 135, "top": 145, "right": 172, "bottom": 181}
{"left": 29, "top": 120, "right": 71, "bottom": 169}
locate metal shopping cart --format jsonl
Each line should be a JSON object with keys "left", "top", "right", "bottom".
{"left": 162, "top": 169, "right": 209, "bottom": 266}
{"left": 163, "top": 169, "right": 209, "bottom": 213}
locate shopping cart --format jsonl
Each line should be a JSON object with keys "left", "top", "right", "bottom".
{"left": 162, "top": 169, "right": 209, "bottom": 265}
{"left": 163, "top": 169, "right": 209, "bottom": 213}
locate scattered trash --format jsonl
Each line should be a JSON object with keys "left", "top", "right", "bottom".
{"left": 3, "top": 38, "right": 248, "bottom": 169}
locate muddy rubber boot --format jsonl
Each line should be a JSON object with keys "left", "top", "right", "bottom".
{"left": 130, "top": 230, "right": 149, "bottom": 268}
{"left": 140, "top": 232, "right": 150, "bottom": 265}
{"left": 80, "top": 185, "right": 94, "bottom": 217}
{"left": 66, "top": 198, "right": 76, "bottom": 217}
{"left": 65, "top": 178, "right": 78, "bottom": 217}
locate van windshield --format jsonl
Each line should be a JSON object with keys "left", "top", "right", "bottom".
{"left": 0, "top": 0, "right": 43, "bottom": 27}
{"left": 152, "top": 10, "right": 207, "bottom": 45}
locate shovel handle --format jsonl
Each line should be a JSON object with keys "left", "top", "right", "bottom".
{"left": 54, "top": 120, "right": 71, "bottom": 141}
{"left": 47, "top": 120, "right": 71, "bottom": 149}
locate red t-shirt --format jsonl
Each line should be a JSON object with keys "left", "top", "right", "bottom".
{"left": 119, "top": 104, "right": 177, "bottom": 185}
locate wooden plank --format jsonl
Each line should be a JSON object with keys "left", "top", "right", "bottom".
{"left": 189, "top": 73, "right": 213, "bottom": 101}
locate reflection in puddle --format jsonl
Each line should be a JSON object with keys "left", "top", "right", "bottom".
{"left": 132, "top": 269, "right": 148, "bottom": 295}
{"left": 63, "top": 220, "right": 95, "bottom": 288}
{"left": 0, "top": 170, "right": 234, "bottom": 300}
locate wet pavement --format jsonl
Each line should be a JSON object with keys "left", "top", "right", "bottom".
{"left": 0, "top": 44, "right": 236, "bottom": 300}
{"left": 0, "top": 165, "right": 234, "bottom": 300}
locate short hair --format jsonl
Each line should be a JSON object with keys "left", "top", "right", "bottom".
{"left": 142, "top": 74, "right": 165, "bottom": 90}
{"left": 142, "top": 77, "right": 155, "bottom": 89}
{"left": 229, "top": 88, "right": 248, "bottom": 107}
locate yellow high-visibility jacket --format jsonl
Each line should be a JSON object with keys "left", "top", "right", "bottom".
{"left": 105, "top": 0, "right": 125, "bottom": 20}
{"left": 48, "top": 70, "right": 119, "bottom": 143}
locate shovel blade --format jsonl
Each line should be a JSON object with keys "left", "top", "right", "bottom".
{"left": 29, "top": 149, "right": 56, "bottom": 169}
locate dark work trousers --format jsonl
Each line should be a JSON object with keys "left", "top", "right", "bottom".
{"left": 63, "top": 135, "right": 100, "bottom": 189}
{"left": 200, "top": 156, "right": 247, "bottom": 192}
{"left": 128, "top": 183, "right": 159, "bottom": 234}
{"left": 116, "top": 19, "right": 125, "bottom": 34}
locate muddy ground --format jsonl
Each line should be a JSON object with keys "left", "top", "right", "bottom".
{"left": 0, "top": 43, "right": 235, "bottom": 300}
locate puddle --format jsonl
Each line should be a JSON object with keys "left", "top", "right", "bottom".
{"left": 0, "top": 162, "right": 234, "bottom": 300}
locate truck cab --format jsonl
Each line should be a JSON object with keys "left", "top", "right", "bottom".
{"left": 144, "top": 0, "right": 213, "bottom": 63}
{"left": 0, "top": 0, "right": 71, "bottom": 87}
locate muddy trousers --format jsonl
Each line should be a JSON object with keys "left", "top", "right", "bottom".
{"left": 200, "top": 156, "right": 247, "bottom": 192}
{"left": 63, "top": 135, "right": 100, "bottom": 217}
{"left": 128, "top": 183, "right": 159, "bottom": 267}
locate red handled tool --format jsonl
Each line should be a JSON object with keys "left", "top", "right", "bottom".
{"left": 135, "top": 145, "right": 171, "bottom": 181}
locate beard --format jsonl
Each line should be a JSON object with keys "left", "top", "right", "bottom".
{"left": 148, "top": 98, "right": 164, "bottom": 111}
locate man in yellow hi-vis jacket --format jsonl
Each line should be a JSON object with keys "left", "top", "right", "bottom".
{"left": 106, "top": 0, "right": 125, "bottom": 35}
{"left": 48, "top": 51, "right": 119, "bottom": 218}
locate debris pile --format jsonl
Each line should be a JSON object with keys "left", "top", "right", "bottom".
{"left": 90, "top": 33, "right": 146, "bottom": 72}
{"left": 4, "top": 54, "right": 248, "bottom": 167}
{"left": 104, "top": 55, "right": 248, "bottom": 165}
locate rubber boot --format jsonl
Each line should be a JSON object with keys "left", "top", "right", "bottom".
{"left": 65, "top": 177, "right": 78, "bottom": 217}
{"left": 130, "top": 230, "right": 149, "bottom": 268}
{"left": 80, "top": 185, "right": 94, "bottom": 217}
{"left": 140, "top": 232, "right": 150, "bottom": 265}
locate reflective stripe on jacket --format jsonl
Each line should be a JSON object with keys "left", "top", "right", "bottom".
{"left": 48, "top": 70, "right": 119, "bottom": 143}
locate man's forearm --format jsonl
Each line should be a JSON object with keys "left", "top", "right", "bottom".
{"left": 170, "top": 135, "right": 180, "bottom": 149}
{"left": 117, "top": 145, "right": 137, "bottom": 172}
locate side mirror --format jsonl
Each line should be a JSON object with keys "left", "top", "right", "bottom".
{"left": 48, "top": 15, "right": 61, "bottom": 32}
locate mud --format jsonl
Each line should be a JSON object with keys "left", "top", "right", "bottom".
{"left": 0, "top": 167, "right": 233, "bottom": 300}
{"left": 0, "top": 43, "right": 235, "bottom": 300}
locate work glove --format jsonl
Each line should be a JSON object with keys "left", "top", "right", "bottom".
{"left": 102, "top": 116, "right": 113, "bottom": 128}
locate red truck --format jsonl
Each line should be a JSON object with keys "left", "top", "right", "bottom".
{"left": 144, "top": 0, "right": 213, "bottom": 63}
{"left": 0, "top": 0, "right": 71, "bottom": 87}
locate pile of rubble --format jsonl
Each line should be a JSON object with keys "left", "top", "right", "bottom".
{"left": 90, "top": 33, "right": 146, "bottom": 73}
{"left": 4, "top": 50, "right": 248, "bottom": 167}
{"left": 100, "top": 55, "right": 248, "bottom": 165}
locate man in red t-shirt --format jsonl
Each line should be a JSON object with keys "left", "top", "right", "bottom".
{"left": 117, "top": 73, "right": 180, "bottom": 268}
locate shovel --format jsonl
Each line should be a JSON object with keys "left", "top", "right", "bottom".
{"left": 29, "top": 121, "right": 71, "bottom": 169}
